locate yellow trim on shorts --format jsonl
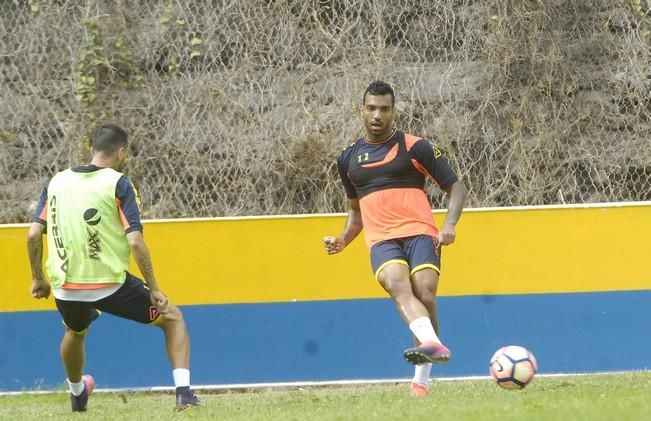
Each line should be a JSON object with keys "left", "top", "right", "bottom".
{"left": 374, "top": 259, "right": 409, "bottom": 280}
{"left": 148, "top": 315, "right": 163, "bottom": 326}
{"left": 410, "top": 263, "right": 440, "bottom": 275}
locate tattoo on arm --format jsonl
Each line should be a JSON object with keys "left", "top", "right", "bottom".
{"left": 27, "top": 224, "right": 46, "bottom": 279}
{"left": 129, "top": 235, "right": 160, "bottom": 291}
{"left": 27, "top": 236, "right": 45, "bottom": 279}
{"left": 136, "top": 253, "right": 155, "bottom": 284}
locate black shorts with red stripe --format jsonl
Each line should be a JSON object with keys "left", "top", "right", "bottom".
{"left": 55, "top": 272, "right": 161, "bottom": 332}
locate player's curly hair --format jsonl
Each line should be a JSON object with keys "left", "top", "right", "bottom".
{"left": 363, "top": 80, "right": 395, "bottom": 106}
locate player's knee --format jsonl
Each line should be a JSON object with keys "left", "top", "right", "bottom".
{"left": 412, "top": 273, "right": 438, "bottom": 296}
{"left": 65, "top": 327, "right": 88, "bottom": 339}
{"left": 377, "top": 265, "right": 411, "bottom": 294}
{"left": 158, "top": 303, "right": 185, "bottom": 325}
{"left": 379, "top": 276, "right": 412, "bottom": 298}
{"left": 413, "top": 281, "right": 436, "bottom": 300}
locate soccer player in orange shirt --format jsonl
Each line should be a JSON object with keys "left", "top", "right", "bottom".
{"left": 323, "top": 80, "right": 467, "bottom": 397}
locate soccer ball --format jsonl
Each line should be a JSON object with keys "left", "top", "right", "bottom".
{"left": 489, "top": 345, "right": 537, "bottom": 390}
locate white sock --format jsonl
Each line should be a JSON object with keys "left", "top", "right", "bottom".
{"left": 408, "top": 317, "right": 441, "bottom": 344}
{"left": 413, "top": 363, "right": 432, "bottom": 386}
{"left": 173, "top": 368, "right": 190, "bottom": 388}
{"left": 68, "top": 379, "right": 84, "bottom": 396}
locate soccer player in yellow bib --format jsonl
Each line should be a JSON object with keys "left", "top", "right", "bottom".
{"left": 26, "top": 124, "right": 200, "bottom": 412}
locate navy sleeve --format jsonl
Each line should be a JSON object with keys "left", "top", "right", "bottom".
{"left": 409, "top": 139, "right": 458, "bottom": 189}
{"left": 337, "top": 147, "right": 358, "bottom": 199}
{"left": 32, "top": 184, "right": 48, "bottom": 226}
{"left": 115, "top": 176, "right": 143, "bottom": 233}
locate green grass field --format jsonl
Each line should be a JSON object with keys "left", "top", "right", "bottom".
{"left": 1, "top": 373, "right": 650, "bottom": 420}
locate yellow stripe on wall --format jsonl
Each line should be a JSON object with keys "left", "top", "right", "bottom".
{"left": 445, "top": 203, "right": 651, "bottom": 296}
{"left": 2, "top": 203, "right": 650, "bottom": 312}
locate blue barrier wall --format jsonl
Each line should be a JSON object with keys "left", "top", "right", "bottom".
{"left": 2, "top": 290, "right": 651, "bottom": 391}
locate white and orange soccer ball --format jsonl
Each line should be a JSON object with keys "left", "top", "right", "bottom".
{"left": 489, "top": 345, "right": 538, "bottom": 390}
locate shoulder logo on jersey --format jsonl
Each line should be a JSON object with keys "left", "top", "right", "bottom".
{"left": 432, "top": 146, "right": 442, "bottom": 159}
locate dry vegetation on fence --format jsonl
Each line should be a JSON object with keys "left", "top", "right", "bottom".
{"left": 1, "top": 0, "right": 650, "bottom": 223}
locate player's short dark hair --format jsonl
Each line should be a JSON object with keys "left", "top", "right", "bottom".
{"left": 363, "top": 80, "right": 395, "bottom": 106}
{"left": 91, "top": 124, "right": 128, "bottom": 153}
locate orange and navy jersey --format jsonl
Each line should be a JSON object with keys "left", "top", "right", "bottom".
{"left": 32, "top": 165, "right": 143, "bottom": 234}
{"left": 337, "top": 130, "right": 458, "bottom": 247}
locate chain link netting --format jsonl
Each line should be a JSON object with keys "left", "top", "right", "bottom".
{"left": 1, "top": 0, "right": 650, "bottom": 223}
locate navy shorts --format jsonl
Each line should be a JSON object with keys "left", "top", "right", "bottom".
{"left": 55, "top": 272, "right": 161, "bottom": 333}
{"left": 370, "top": 234, "right": 441, "bottom": 279}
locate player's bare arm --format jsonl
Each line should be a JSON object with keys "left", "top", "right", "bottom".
{"left": 26, "top": 222, "right": 51, "bottom": 299}
{"left": 126, "top": 230, "right": 168, "bottom": 312}
{"left": 439, "top": 181, "right": 467, "bottom": 245}
{"left": 323, "top": 198, "right": 363, "bottom": 254}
